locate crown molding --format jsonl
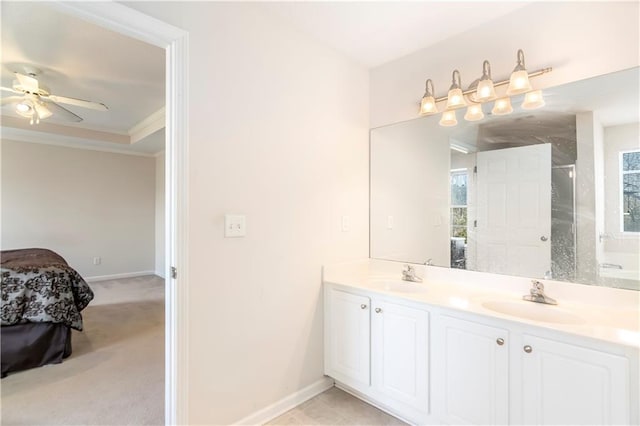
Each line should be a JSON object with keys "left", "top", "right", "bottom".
{"left": 129, "top": 106, "right": 166, "bottom": 144}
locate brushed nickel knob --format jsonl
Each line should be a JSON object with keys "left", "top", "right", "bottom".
{"left": 540, "top": 236, "right": 548, "bottom": 242}
{"left": 375, "top": 308, "right": 382, "bottom": 313}
{"left": 496, "top": 338, "right": 505, "bottom": 346}
{"left": 524, "top": 345, "right": 533, "bottom": 353}
{"left": 360, "top": 304, "right": 367, "bottom": 309}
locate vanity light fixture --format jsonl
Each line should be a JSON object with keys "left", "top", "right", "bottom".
{"left": 420, "top": 79, "right": 438, "bottom": 115}
{"left": 445, "top": 70, "right": 467, "bottom": 110}
{"left": 439, "top": 109, "right": 458, "bottom": 127}
{"left": 522, "top": 89, "right": 545, "bottom": 109}
{"left": 464, "top": 103, "right": 484, "bottom": 121}
{"left": 506, "top": 49, "right": 532, "bottom": 95}
{"left": 475, "top": 60, "right": 497, "bottom": 102}
{"left": 491, "top": 97, "right": 513, "bottom": 115}
{"left": 418, "top": 50, "right": 552, "bottom": 127}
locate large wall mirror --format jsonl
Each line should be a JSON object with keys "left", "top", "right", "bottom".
{"left": 370, "top": 67, "right": 639, "bottom": 290}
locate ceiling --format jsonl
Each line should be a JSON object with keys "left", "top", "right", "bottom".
{"left": 1, "top": 2, "right": 165, "bottom": 155}
{"left": 253, "top": 2, "right": 530, "bottom": 68}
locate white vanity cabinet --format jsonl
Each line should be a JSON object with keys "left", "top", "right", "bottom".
{"left": 432, "top": 312, "right": 633, "bottom": 425}
{"left": 324, "top": 286, "right": 430, "bottom": 423}
{"left": 432, "top": 315, "right": 509, "bottom": 425}
{"left": 519, "top": 334, "right": 630, "bottom": 425}
{"left": 325, "top": 288, "right": 371, "bottom": 387}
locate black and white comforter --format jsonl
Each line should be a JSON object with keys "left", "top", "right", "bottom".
{"left": 1, "top": 249, "right": 94, "bottom": 331}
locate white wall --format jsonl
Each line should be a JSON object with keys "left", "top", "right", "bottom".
{"left": 123, "top": 3, "right": 370, "bottom": 424}
{"left": 603, "top": 123, "right": 640, "bottom": 271}
{"left": 155, "top": 151, "right": 165, "bottom": 277}
{"left": 370, "top": 2, "right": 640, "bottom": 128}
{"left": 1, "top": 140, "right": 156, "bottom": 279}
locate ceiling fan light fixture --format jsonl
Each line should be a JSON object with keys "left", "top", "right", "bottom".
{"left": 16, "top": 101, "right": 32, "bottom": 114}
{"left": 34, "top": 101, "right": 53, "bottom": 120}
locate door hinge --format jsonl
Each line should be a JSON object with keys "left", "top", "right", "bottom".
{"left": 473, "top": 166, "right": 477, "bottom": 174}
{"left": 474, "top": 220, "right": 478, "bottom": 228}
{"left": 171, "top": 266, "right": 177, "bottom": 279}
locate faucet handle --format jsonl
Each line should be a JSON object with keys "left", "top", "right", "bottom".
{"left": 403, "top": 264, "right": 414, "bottom": 272}
{"left": 531, "top": 280, "right": 544, "bottom": 293}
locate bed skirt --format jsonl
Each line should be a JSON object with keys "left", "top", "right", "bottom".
{"left": 1, "top": 323, "right": 72, "bottom": 378}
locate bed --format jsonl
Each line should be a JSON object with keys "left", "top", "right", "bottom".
{"left": 1, "top": 248, "right": 94, "bottom": 377}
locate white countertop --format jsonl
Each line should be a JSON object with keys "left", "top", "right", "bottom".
{"left": 324, "top": 259, "right": 640, "bottom": 349}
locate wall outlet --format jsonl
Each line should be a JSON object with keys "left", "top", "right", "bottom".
{"left": 93, "top": 257, "right": 101, "bottom": 265}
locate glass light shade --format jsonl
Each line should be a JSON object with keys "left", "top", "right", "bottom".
{"left": 464, "top": 104, "right": 484, "bottom": 121}
{"left": 439, "top": 109, "right": 458, "bottom": 127}
{"left": 445, "top": 87, "right": 467, "bottom": 110}
{"left": 492, "top": 97, "right": 513, "bottom": 115}
{"left": 475, "top": 79, "right": 496, "bottom": 102}
{"left": 420, "top": 95, "right": 438, "bottom": 115}
{"left": 507, "top": 70, "right": 532, "bottom": 95}
{"left": 521, "top": 90, "right": 545, "bottom": 110}
{"left": 16, "top": 102, "right": 32, "bottom": 114}
{"left": 34, "top": 103, "right": 53, "bottom": 119}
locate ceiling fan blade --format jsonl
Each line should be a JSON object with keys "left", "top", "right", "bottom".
{"left": 1, "top": 95, "right": 25, "bottom": 105}
{"left": 1, "top": 86, "right": 21, "bottom": 94}
{"left": 40, "top": 100, "right": 83, "bottom": 122}
{"left": 47, "top": 94, "right": 108, "bottom": 111}
{"left": 15, "top": 73, "right": 39, "bottom": 92}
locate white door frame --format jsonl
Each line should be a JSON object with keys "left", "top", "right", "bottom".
{"left": 50, "top": 2, "right": 189, "bottom": 424}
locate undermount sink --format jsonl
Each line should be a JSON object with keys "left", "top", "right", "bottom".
{"left": 369, "top": 279, "right": 428, "bottom": 294}
{"left": 482, "top": 300, "right": 585, "bottom": 325}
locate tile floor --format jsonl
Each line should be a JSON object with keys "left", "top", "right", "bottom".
{"left": 266, "top": 387, "right": 408, "bottom": 425}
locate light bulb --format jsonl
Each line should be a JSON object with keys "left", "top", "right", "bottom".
{"left": 16, "top": 102, "right": 32, "bottom": 113}
{"left": 439, "top": 109, "right": 458, "bottom": 127}
{"left": 475, "top": 60, "right": 496, "bottom": 102}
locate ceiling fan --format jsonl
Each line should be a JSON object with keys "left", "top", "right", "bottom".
{"left": 1, "top": 71, "right": 108, "bottom": 125}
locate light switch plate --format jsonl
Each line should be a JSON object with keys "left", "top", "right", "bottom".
{"left": 225, "top": 214, "right": 246, "bottom": 237}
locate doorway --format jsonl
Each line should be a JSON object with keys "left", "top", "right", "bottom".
{"left": 48, "top": 3, "right": 189, "bottom": 424}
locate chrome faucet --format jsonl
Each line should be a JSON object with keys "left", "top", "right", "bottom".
{"left": 402, "top": 264, "right": 423, "bottom": 283}
{"left": 523, "top": 280, "right": 557, "bottom": 305}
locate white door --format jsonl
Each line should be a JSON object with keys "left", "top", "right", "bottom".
{"left": 371, "top": 300, "right": 429, "bottom": 416}
{"left": 325, "top": 289, "right": 371, "bottom": 387}
{"left": 475, "top": 144, "right": 551, "bottom": 277}
{"left": 521, "top": 335, "right": 629, "bottom": 425}
{"left": 434, "top": 315, "right": 509, "bottom": 425}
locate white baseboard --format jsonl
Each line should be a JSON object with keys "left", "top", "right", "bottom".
{"left": 85, "top": 270, "right": 157, "bottom": 282}
{"left": 235, "top": 377, "right": 335, "bottom": 425}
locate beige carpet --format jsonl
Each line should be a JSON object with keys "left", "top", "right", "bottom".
{"left": 1, "top": 275, "right": 165, "bottom": 426}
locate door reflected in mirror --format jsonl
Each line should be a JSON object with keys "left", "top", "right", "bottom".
{"left": 370, "top": 67, "right": 640, "bottom": 290}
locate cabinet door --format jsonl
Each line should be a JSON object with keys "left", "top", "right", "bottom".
{"left": 371, "top": 300, "right": 429, "bottom": 415}
{"left": 521, "top": 335, "right": 629, "bottom": 425}
{"left": 435, "top": 315, "right": 509, "bottom": 425}
{"left": 325, "top": 289, "right": 370, "bottom": 387}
